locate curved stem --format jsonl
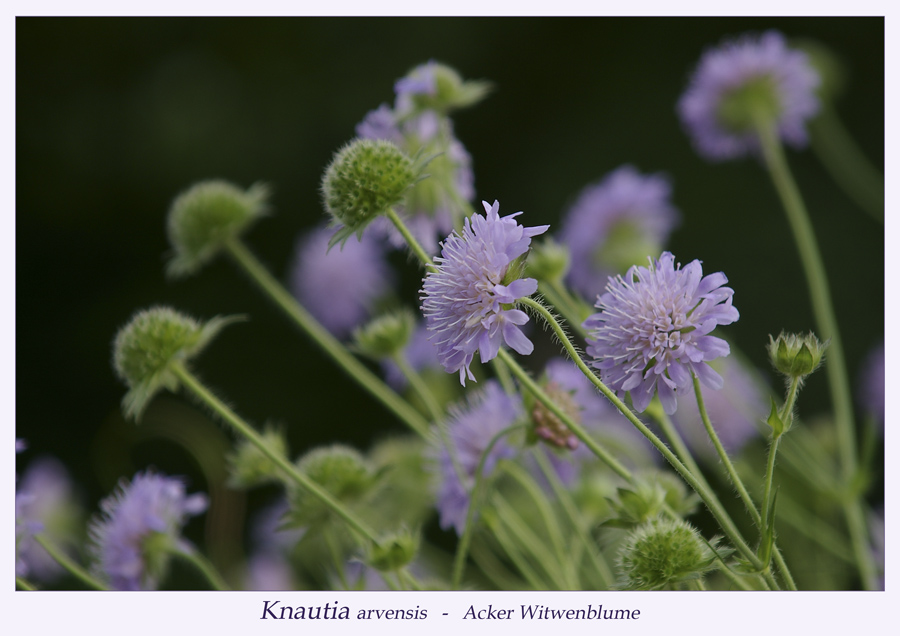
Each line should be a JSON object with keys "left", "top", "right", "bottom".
{"left": 223, "top": 237, "right": 429, "bottom": 439}
{"left": 16, "top": 576, "right": 37, "bottom": 591}
{"left": 33, "top": 535, "right": 109, "bottom": 591}
{"left": 170, "top": 546, "right": 230, "bottom": 591}
{"left": 171, "top": 362, "right": 381, "bottom": 546}
{"left": 755, "top": 121, "right": 876, "bottom": 590}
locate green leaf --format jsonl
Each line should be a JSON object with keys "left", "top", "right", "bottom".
{"left": 766, "top": 396, "right": 784, "bottom": 438}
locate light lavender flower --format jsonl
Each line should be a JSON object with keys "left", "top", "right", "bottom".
{"left": 357, "top": 105, "right": 474, "bottom": 255}
{"left": 584, "top": 252, "right": 739, "bottom": 415}
{"left": 89, "top": 471, "right": 208, "bottom": 590}
{"left": 669, "top": 355, "right": 766, "bottom": 458}
{"left": 559, "top": 166, "right": 680, "bottom": 300}
{"left": 678, "top": 30, "right": 820, "bottom": 160}
{"left": 289, "top": 224, "right": 395, "bottom": 339}
{"left": 15, "top": 457, "right": 82, "bottom": 582}
{"left": 421, "top": 200, "right": 548, "bottom": 385}
{"left": 858, "top": 341, "right": 884, "bottom": 431}
{"left": 435, "top": 381, "right": 520, "bottom": 534}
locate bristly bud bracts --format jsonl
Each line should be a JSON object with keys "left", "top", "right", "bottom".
{"left": 767, "top": 331, "right": 828, "bottom": 381}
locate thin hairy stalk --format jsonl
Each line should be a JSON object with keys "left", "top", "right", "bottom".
{"left": 170, "top": 546, "right": 230, "bottom": 590}
{"left": 223, "top": 237, "right": 429, "bottom": 439}
{"left": 171, "top": 362, "right": 380, "bottom": 545}
{"left": 538, "top": 282, "right": 589, "bottom": 339}
{"left": 755, "top": 120, "right": 876, "bottom": 589}
{"left": 385, "top": 207, "right": 438, "bottom": 272}
{"left": 33, "top": 535, "right": 109, "bottom": 591}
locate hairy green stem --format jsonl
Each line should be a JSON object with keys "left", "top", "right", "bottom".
{"left": 224, "top": 237, "right": 429, "bottom": 439}
{"left": 170, "top": 546, "right": 230, "bottom": 591}
{"left": 755, "top": 120, "right": 876, "bottom": 590}
{"left": 386, "top": 207, "right": 438, "bottom": 272}
{"left": 33, "top": 535, "right": 109, "bottom": 591}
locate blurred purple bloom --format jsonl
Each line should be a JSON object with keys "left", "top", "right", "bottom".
{"left": 421, "top": 200, "right": 548, "bottom": 385}
{"left": 15, "top": 457, "right": 81, "bottom": 582}
{"left": 244, "top": 498, "right": 303, "bottom": 591}
{"left": 89, "top": 471, "right": 207, "bottom": 590}
{"left": 858, "top": 341, "right": 884, "bottom": 431}
{"left": 435, "top": 381, "right": 520, "bottom": 534}
{"left": 289, "top": 224, "right": 395, "bottom": 339}
{"left": 559, "top": 166, "right": 680, "bottom": 300}
{"left": 670, "top": 356, "right": 766, "bottom": 458}
{"left": 16, "top": 438, "right": 27, "bottom": 453}
{"left": 678, "top": 30, "right": 820, "bottom": 160}
{"left": 584, "top": 252, "right": 739, "bottom": 415}
{"left": 357, "top": 105, "right": 474, "bottom": 255}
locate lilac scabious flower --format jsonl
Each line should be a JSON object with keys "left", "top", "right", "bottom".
{"left": 89, "top": 471, "right": 208, "bottom": 590}
{"left": 858, "top": 341, "right": 884, "bottom": 431}
{"left": 678, "top": 31, "right": 820, "bottom": 160}
{"left": 559, "top": 166, "right": 680, "bottom": 300}
{"left": 435, "top": 381, "right": 521, "bottom": 534}
{"left": 15, "top": 457, "right": 82, "bottom": 582}
{"left": 357, "top": 105, "right": 474, "bottom": 255}
{"left": 289, "top": 224, "right": 395, "bottom": 339}
{"left": 669, "top": 355, "right": 766, "bottom": 458}
{"left": 584, "top": 252, "right": 739, "bottom": 415}
{"left": 421, "top": 200, "right": 549, "bottom": 385}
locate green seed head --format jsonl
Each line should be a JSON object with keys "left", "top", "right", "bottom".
{"left": 617, "top": 516, "right": 718, "bottom": 590}
{"left": 366, "top": 527, "right": 420, "bottom": 572}
{"left": 321, "top": 139, "right": 417, "bottom": 246}
{"left": 166, "top": 180, "right": 269, "bottom": 277}
{"left": 112, "top": 306, "right": 240, "bottom": 421}
{"left": 288, "top": 445, "right": 374, "bottom": 527}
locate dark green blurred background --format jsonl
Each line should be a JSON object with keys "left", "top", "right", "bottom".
{"left": 16, "top": 17, "right": 883, "bottom": 556}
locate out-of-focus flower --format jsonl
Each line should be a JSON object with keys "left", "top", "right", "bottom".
{"left": 289, "top": 224, "right": 395, "bottom": 339}
{"left": 584, "top": 252, "right": 739, "bottom": 414}
{"left": 435, "top": 381, "right": 521, "bottom": 534}
{"left": 393, "top": 60, "right": 491, "bottom": 116}
{"left": 678, "top": 30, "right": 820, "bottom": 160}
{"left": 89, "top": 471, "right": 208, "bottom": 590}
{"left": 421, "top": 200, "right": 548, "bottom": 385}
{"left": 15, "top": 457, "right": 82, "bottom": 582}
{"left": 243, "top": 498, "right": 302, "bottom": 591}
{"left": 858, "top": 340, "right": 884, "bottom": 431}
{"left": 559, "top": 166, "right": 680, "bottom": 300}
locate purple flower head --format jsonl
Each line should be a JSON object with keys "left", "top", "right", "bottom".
{"left": 858, "top": 341, "right": 884, "bottom": 431}
{"left": 89, "top": 471, "right": 208, "bottom": 590}
{"left": 421, "top": 200, "right": 549, "bottom": 385}
{"left": 289, "top": 224, "right": 395, "bottom": 339}
{"left": 15, "top": 457, "right": 82, "bottom": 582}
{"left": 670, "top": 355, "right": 766, "bottom": 458}
{"left": 584, "top": 252, "right": 739, "bottom": 415}
{"left": 560, "top": 166, "right": 680, "bottom": 300}
{"left": 678, "top": 30, "right": 820, "bottom": 160}
{"left": 435, "top": 381, "right": 521, "bottom": 534}
{"left": 357, "top": 105, "right": 474, "bottom": 255}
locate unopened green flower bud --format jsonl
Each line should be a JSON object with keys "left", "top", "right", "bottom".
{"left": 353, "top": 309, "right": 415, "bottom": 360}
{"left": 227, "top": 425, "right": 289, "bottom": 489}
{"left": 112, "top": 306, "right": 241, "bottom": 421}
{"left": 166, "top": 180, "right": 269, "bottom": 278}
{"left": 366, "top": 527, "right": 420, "bottom": 572}
{"left": 396, "top": 62, "right": 492, "bottom": 116}
{"left": 525, "top": 238, "right": 570, "bottom": 283}
{"left": 617, "top": 517, "right": 719, "bottom": 590}
{"left": 321, "top": 139, "right": 418, "bottom": 247}
{"left": 288, "top": 445, "right": 374, "bottom": 527}
{"left": 603, "top": 471, "right": 698, "bottom": 529}
{"left": 767, "top": 331, "right": 829, "bottom": 379}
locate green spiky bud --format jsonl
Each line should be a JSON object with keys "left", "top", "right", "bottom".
{"left": 166, "top": 180, "right": 269, "bottom": 277}
{"left": 321, "top": 139, "right": 418, "bottom": 247}
{"left": 112, "top": 306, "right": 241, "bottom": 421}
{"left": 602, "top": 471, "right": 699, "bottom": 529}
{"left": 617, "top": 517, "right": 720, "bottom": 590}
{"left": 767, "top": 331, "right": 829, "bottom": 380}
{"left": 352, "top": 309, "right": 415, "bottom": 360}
{"left": 366, "top": 527, "right": 420, "bottom": 572}
{"left": 227, "top": 424, "right": 289, "bottom": 489}
{"left": 288, "top": 445, "right": 374, "bottom": 527}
